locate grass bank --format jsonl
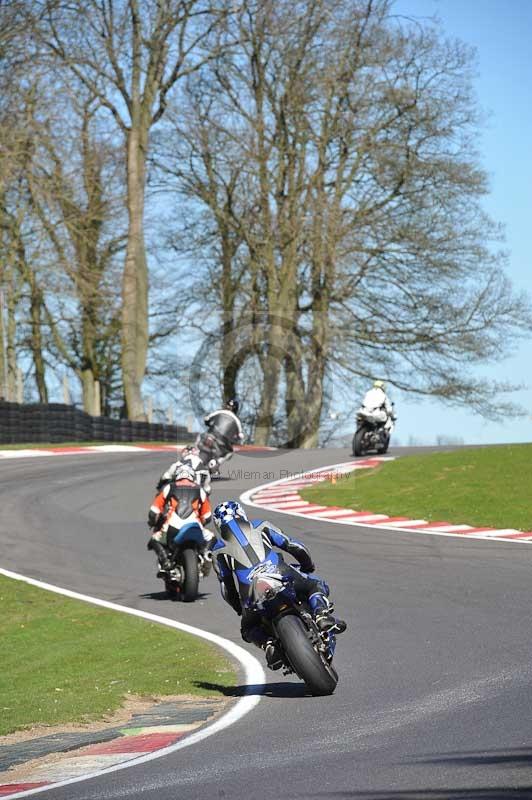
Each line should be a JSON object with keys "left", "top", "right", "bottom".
{"left": 301, "top": 444, "right": 532, "bottom": 531}
{"left": 0, "top": 574, "right": 235, "bottom": 737}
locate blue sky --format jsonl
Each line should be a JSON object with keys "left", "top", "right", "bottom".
{"left": 381, "top": 0, "right": 532, "bottom": 445}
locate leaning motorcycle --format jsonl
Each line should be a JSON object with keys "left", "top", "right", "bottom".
{"left": 156, "top": 514, "right": 210, "bottom": 601}
{"left": 353, "top": 407, "right": 395, "bottom": 457}
{"left": 196, "top": 429, "right": 233, "bottom": 476}
{"left": 249, "top": 564, "right": 339, "bottom": 696}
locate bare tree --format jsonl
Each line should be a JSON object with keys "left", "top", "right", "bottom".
{"left": 24, "top": 89, "right": 125, "bottom": 413}
{"left": 30, "top": 0, "right": 237, "bottom": 419}
{"left": 160, "top": 0, "right": 532, "bottom": 446}
{"left": 0, "top": 0, "right": 27, "bottom": 399}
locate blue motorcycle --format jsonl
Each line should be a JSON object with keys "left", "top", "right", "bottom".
{"left": 249, "top": 563, "right": 339, "bottom": 696}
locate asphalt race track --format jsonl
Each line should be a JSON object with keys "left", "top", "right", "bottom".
{"left": 2, "top": 447, "right": 532, "bottom": 800}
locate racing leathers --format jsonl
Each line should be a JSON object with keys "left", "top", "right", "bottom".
{"left": 360, "top": 386, "right": 395, "bottom": 429}
{"left": 147, "top": 479, "right": 213, "bottom": 572}
{"left": 212, "top": 519, "right": 346, "bottom": 665}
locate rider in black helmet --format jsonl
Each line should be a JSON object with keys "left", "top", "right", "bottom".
{"left": 225, "top": 398, "right": 239, "bottom": 415}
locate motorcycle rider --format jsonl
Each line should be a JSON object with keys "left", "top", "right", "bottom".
{"left": 199, "top": 399, "right": 244, "bottom": 469}
{"left": 360, "top": 380, "right": 396, "bottom": 436}
{"left": 211, "top": 500, "right": 346, "bottom": 670}
{"left": 156, "top": 445, "right": 211, "bottom": 494}
{"left": 147, "top": 464, "right": 214, "bottom": 573}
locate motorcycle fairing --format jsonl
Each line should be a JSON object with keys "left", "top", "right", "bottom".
{"left": 235, "top": 550, "right": 283, "bottom": 587}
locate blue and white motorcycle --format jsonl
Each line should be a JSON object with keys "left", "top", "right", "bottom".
{"left": 157, "top": 511, "right": 211, "bottom": 602}
{"left": 249, "top": 563, "right": 339, "bottom": 696}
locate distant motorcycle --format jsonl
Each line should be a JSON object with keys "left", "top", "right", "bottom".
{"left": 352, "top": 405, "right": 395, "bottom": 457}
{"left": 196, "top": 429, "right": 233, "bottom": 477}
{"left": 249, "top": 563, "right": 339, "bottom": 696}
{"left": 155, "top": 499, "right": 211, "bottom": 601}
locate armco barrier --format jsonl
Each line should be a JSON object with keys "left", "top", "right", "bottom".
{"left": 0, "top": 401, "right": 194, "bottom": 445}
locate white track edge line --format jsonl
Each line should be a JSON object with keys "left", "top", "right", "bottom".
{"left": 0, "top": 566, "right": 265, "bottom": 799}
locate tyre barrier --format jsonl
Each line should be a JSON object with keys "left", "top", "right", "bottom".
{"left": 0, "top": 401, "right": 194, "bottom": 445}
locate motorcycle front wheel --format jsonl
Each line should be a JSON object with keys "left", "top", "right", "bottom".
{"left": 353, "top": 426, "right": 367, "bottom": 457}
{"left": 276, "top": 614, "right": 338, "bottom": 696}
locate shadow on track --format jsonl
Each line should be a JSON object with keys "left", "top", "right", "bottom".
{"left": 195, "top": 680, "right": 310, "bottom": 699}
{"left": 139, "top": 591, "right": 211, "bottom": 602}
{"left": 411, "top": 748, "right": 532, "bottom": 768}
{"left": 302, "top": 752, "right": 532, "bottom": 799}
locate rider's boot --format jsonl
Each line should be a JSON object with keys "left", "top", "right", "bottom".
{"left": 309, "top": 592, "right": 347, "bottom": 635}
{"left": 147, "top": 537, "right": 172, "bottom": 572}
{"left": 264, "top": 639, "right": 283, "bottom": 671}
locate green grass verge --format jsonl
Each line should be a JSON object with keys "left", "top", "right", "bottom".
{"left": 300, "top": 444, "right": 532, "bottom": 531}
{"left": 0, "top": 574, "right": 235, "bottom": 736}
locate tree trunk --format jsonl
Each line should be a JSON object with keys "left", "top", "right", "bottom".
{"left": 220, "top": 231, "right": 243, "bottom": 402}
{"left": 121, "top": 126, "right": 149, "bottom": 420}
{"left": 254, "top": 362, "right": 280, "bottom": 444}
{"left": 284, "top": 346, "right": 306, "bottom": 448}
{"left": 81, "top": 370, "right": 97, "bottom": 415}
{"left": 0, "top": 244, "right": 20, "bottom": 401}
{"left": 28, "top": 275, "right": 48, "bottom": 403}
{"left": 0, "top": 287, "right": 6, "bottom": 401}
{"left": 80, "top": 298, "right": 98, "bottom": 414}
{"left": 6, "top": 280, "right": 17, "bottom": 400}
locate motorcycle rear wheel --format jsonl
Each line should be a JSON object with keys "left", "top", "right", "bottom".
{"left": 276, "top": 614, "right": 338, "bottom": 696}
{"left": 182, "top": 547, "right": 199, "bottom": 602}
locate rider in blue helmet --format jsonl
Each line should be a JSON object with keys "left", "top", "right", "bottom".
{"left": 211, "top": 500, "right": 346, "bottom": 670}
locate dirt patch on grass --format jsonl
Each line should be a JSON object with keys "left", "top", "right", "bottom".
{"left": 0, "top": 694, "right": 230, "bottom": 786}
{"left": 0, "top": 693, "right": 227, "bottom": 746}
